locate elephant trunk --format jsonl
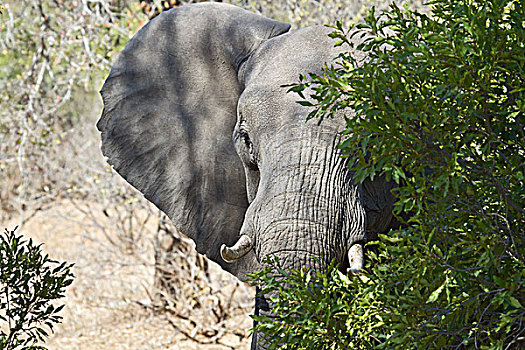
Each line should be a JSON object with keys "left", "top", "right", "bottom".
{"left": 245, "top": 132, "right": 368, "bottom": 350}
{"left": 252, "top": 133, "right": 367, "bottom": 270}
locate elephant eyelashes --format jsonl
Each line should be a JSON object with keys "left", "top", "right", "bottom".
{"left": 239, "top": 131, "right": 250, "bottom": 147}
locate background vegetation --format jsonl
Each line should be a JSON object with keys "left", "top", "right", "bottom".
{"left": 252, "top": 0, "right": 524, "bottom": 348}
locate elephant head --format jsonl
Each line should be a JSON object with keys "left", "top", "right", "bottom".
{"left": 97, "top": 2, "right": 397, "bottom": 348}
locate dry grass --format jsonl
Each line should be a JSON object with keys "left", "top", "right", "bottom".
{"left": 4, "top": 200, "right": 254, "bottom": 350}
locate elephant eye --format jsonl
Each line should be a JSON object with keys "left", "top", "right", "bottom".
{"left": 235, "top": 121, "right": 252, "bottom": 147}
{"left": 234, "top": 127, "right": 251, "bottom": 146}
{"left": 234, "top": 125, "right": 258, "bottom": 170}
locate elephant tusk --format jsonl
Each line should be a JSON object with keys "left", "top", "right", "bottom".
{"left": 347, "top": 243, "right": 364, "bottom": 274}
{"left": 221, "top": 235, "right": 253, "bottom": 263}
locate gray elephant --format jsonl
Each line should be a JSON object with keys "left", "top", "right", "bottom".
{"left": 97, "top": 2, "right": 398, "bottom": 349}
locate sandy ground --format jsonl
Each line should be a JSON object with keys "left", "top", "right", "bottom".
{"left": 4, "top": 200, "right": 255, "bottom": 349}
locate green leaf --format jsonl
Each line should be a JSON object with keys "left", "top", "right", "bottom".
{"left": 508, "top": 296, "right": 522, "bottom": 309}
{"left": 427, "top": 279, "right": 446, "bottom": 304}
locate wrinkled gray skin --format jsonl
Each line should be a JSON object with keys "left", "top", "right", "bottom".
{"left": 97, "top": 3, "right": 397, "bottom": 349}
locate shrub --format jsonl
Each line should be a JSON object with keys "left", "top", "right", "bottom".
{"left": 0, "top": 227, "right": 74, "bottom": 350}
{"left": 252, "top": 0, "right": 524, "bottom": 348}
{"left": 249, "top": 258, "right": 366, "bottom": 350}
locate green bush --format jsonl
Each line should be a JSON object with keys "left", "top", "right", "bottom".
{"left": 0, "top": 228, "right": 74, "bottom": 350}
{"left": 252, "top": 0, "right": 524, "bottom": 348}
{"left": 249, "top": 258, "right": 367, "bottom": 350}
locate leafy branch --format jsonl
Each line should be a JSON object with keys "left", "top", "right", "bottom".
{"left": 0, "top": 227, "right": 74, "bottom": 350}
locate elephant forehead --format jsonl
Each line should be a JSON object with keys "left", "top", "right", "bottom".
{"left": 239, "top": 25, "right": 348, "bottom": 131}
{"left": 241, "top": 25, "right": 344, "bottom": 87}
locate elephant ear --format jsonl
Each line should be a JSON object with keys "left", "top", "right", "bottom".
{"left": 97, "top": 3, "right": 290, "bottom": 275}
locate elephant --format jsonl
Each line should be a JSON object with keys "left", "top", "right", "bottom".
{"left": 97, "top": 2, "right": 398, "bottom": 348}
